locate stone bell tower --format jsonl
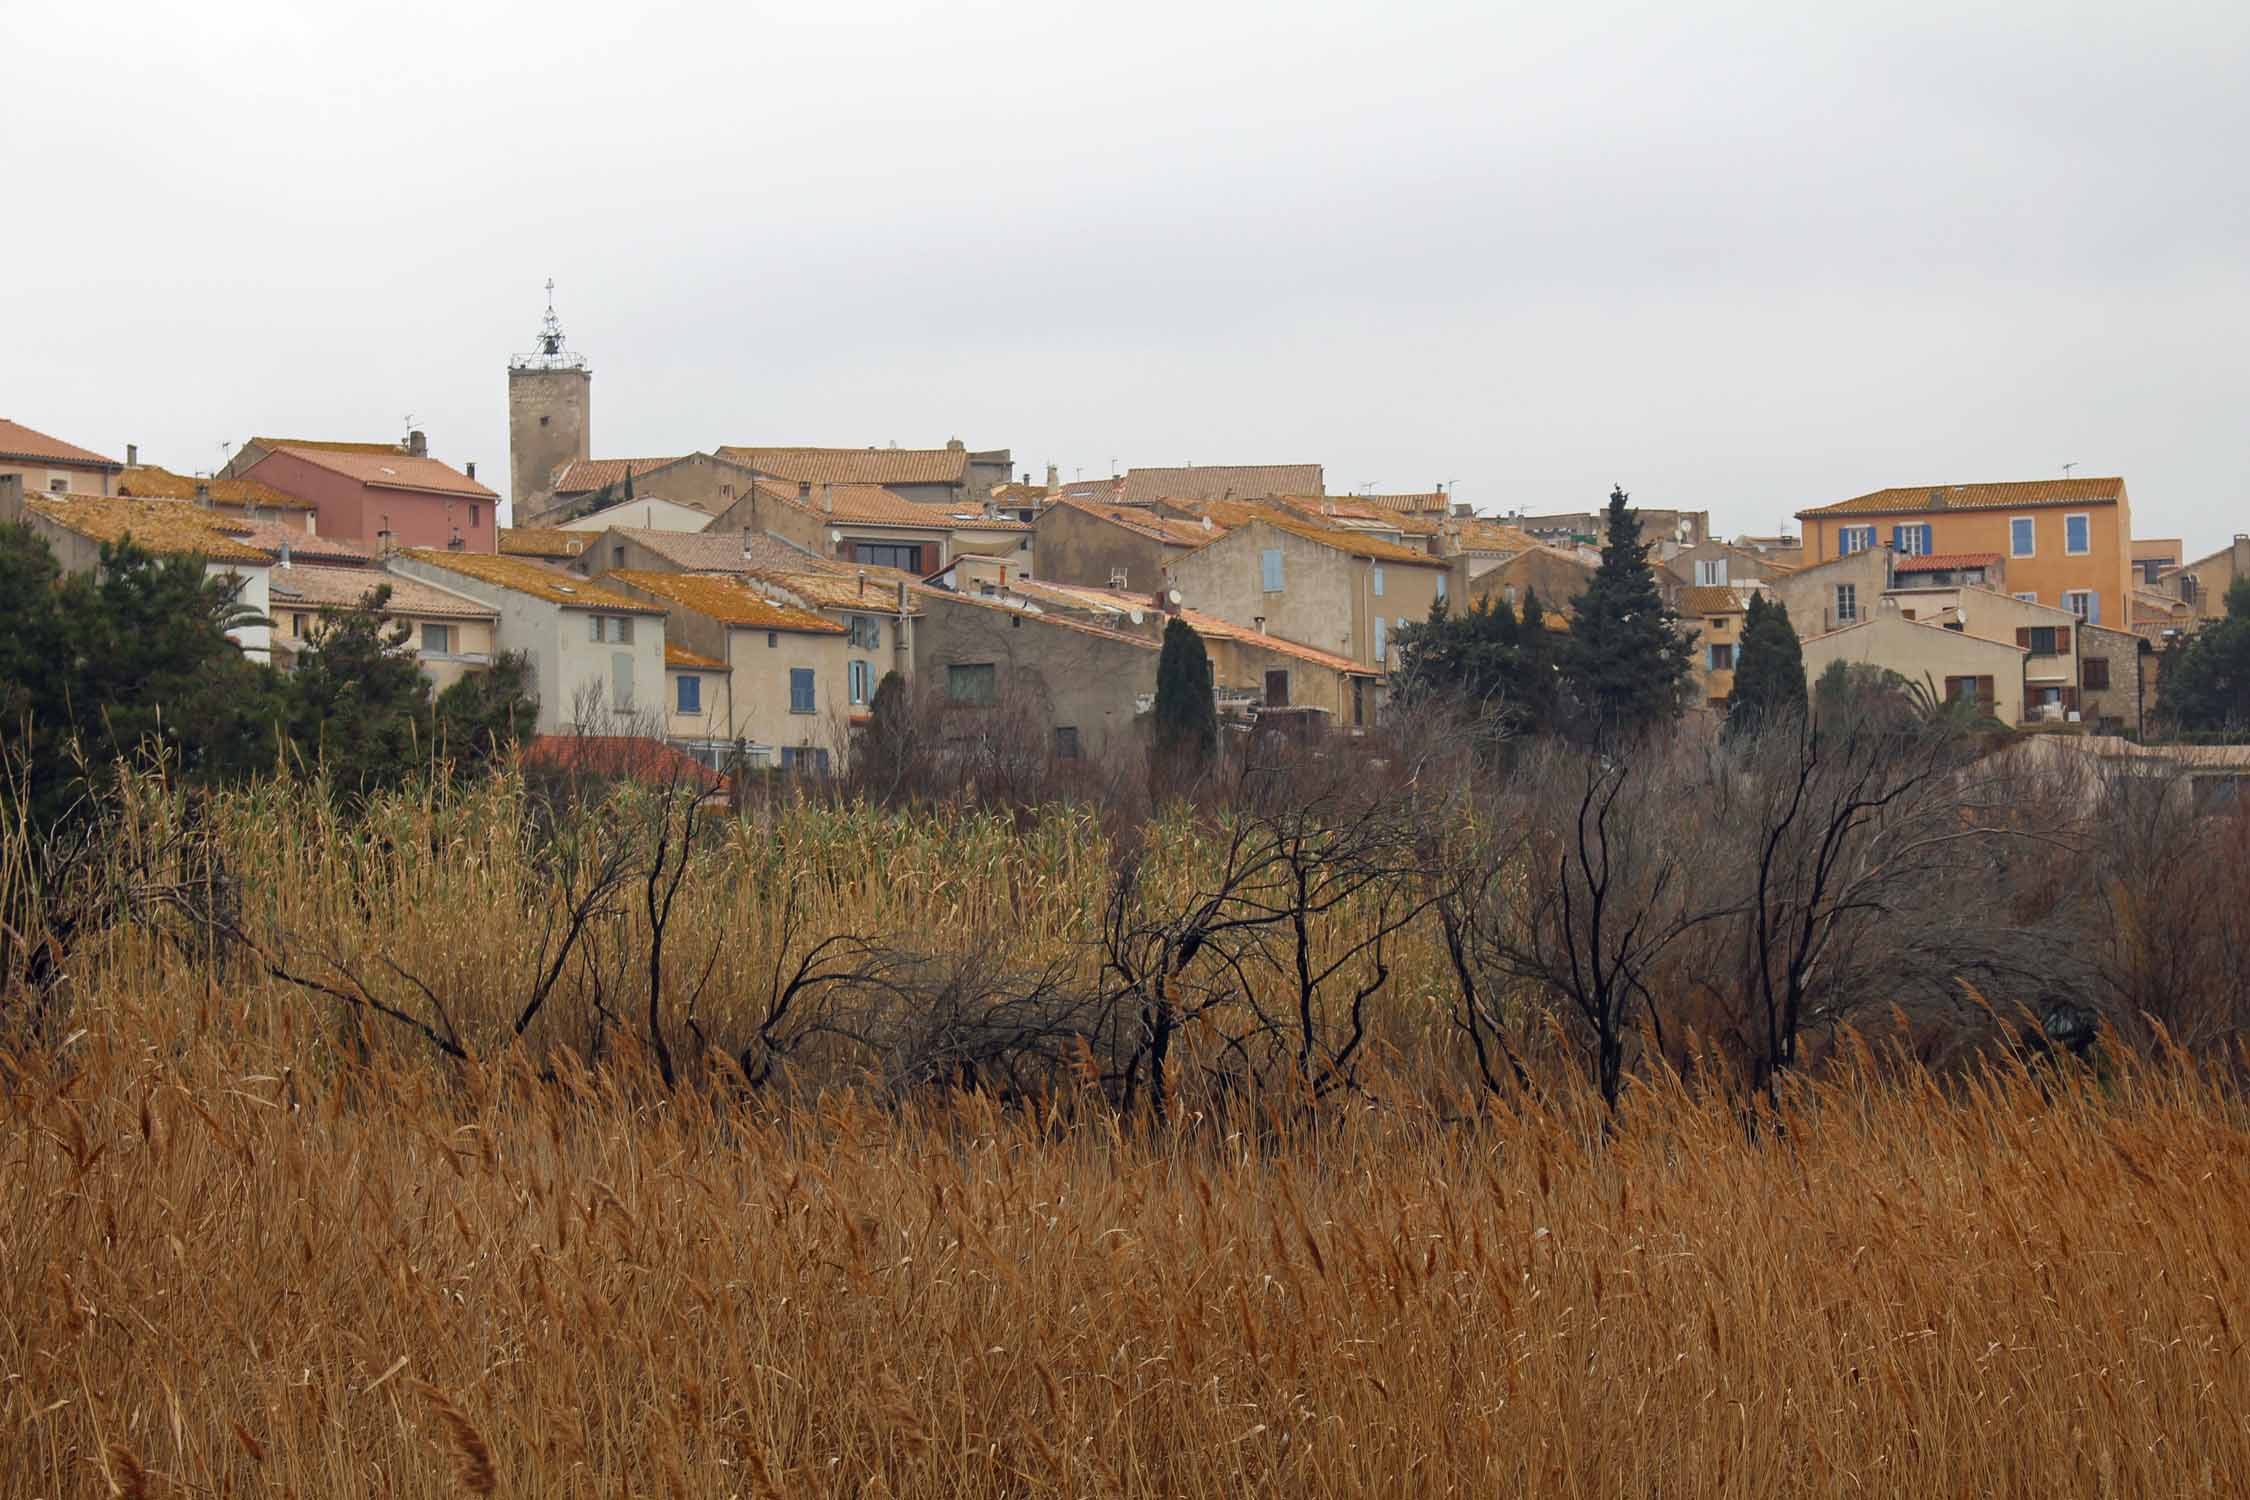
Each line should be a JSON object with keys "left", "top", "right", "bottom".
{"left": 507, "top": 279, "right": 591, "bottom": 522}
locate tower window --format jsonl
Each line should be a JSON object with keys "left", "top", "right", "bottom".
{"left": 540, "top": 416, "right": 550, "bottom": 428}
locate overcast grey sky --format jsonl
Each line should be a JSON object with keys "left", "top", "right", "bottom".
{"left": 6, "top": 0, "right": 2246, "bottom": 547}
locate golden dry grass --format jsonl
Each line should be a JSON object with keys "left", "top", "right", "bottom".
{"left": 2, "top": 781, "right": 2246, "bottom": 1495}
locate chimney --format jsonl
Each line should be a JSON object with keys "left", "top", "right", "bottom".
{"left": 1044, "top": 463, "right": 1058, "bottom": 494}
{"left": 895, "top": 579, "right": 908, "bottom": 617}
{"left": 194, "top": 480, "right": 211, "bottom": 508}
{"left": 797, "top": 480, "right": 813, "bottom": 503}
{"left": 126, "top": 443, "right": 138, "bottom": 467}
{"left": 407, "top": 430, "right": 428, "bottom": 458}
{"left": 278, "top": 539, "right": 292, "bottom": 569}
{"left": 946, "top": 437, "right": 965, "bottom": 452}
{"left": 820, "top": 483, "right": 834, "bottom": 515}
{"left": 466, "top": 461, "right": 476, "bottom": 481}
{"left": 858, "top": 569, "right": 867, "bottom": 597}
{"left": 1021, "top": 471, "right": 1031, "bottom": 486}
{"left": 997, "top": 563, "right": 1009, "bottom": 592}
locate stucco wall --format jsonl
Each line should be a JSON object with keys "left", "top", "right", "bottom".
{"left": 0, "top": 459, "right": 116, "bottom": 498}
{"left": 726, "top": 626, "right": 853, "bottom": 761}
{"left": 1468, "top": 547, "right": 1594, "bottom": 616}
{"left": 560, "top": 497, "right": 713, "bottom": 533}
{"left": 912, "top": 592, "right": 1157, "bottom": 758}
{"left": 1166, "top": 521, "right": 1445, "bottom": 667}
{"left": 245, "top": 450, "right": 497, "bottom": 553}
{"left": 1766, "top": 547, "right": 1892, "bottom": 635}
{"left": 1800, "top": 500, "right": 2132, "bottom": 631}
{"left": 1033, "top": 503, "right": 1175, "bottom": 590}
{"left": 1799, "top": 614, "right": 2028, "bottom": 726}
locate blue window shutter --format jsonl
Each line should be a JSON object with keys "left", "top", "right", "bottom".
{"left": 1891, "top": 526, "right": 1904, "bottom": 552}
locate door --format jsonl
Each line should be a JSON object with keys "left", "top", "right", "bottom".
{"left": 1264, "top": 669, "right": 1290, "bottom": 707}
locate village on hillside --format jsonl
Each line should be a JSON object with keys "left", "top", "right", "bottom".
{"left": 4, "top": 291, "right": 2244, "bottom": 791}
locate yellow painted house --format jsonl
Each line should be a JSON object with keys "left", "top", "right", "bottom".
{"left": 1796, "top": 478, "right": 2133, "bottom": 632}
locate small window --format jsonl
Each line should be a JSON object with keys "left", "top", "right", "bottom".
{"left": 611, "top": 651, "right": 634, "bottom": 712}
{"left": 2063, "top": 590, "right": 2098, "bottom": 623}
{"left": 421, "top": 622, "right": 452, "bottom": 654}
{"left": 2026, "top": 626, "right": 2060, "bottom": 655}
{"left": 1260, "top": 548, "right": 1285, "bottom": 592}
{"left": 767, "top": 631, "right": 778, "bottom": 648}
{"left": 1052, "top": 726, "right": 1081, "bottom": 760}
{"left": 1372, "top": 565, "right": 1385, "bottom": 598}
{"left": 848, "top": 659, "right": 872, "bottom": 705}
{"left": 2010, "top": 516, "right": 2036, "bottom": 558}
{"left": 1839, "top": 526, "right": 1876, "bottom": 555}
{"left": 290, "top": 612, "right": 305, "bottom": 639}
{"left": 947, "top": 663, "right": 997, "bottom": 705}
{"left": 1374, "top": 614, "right": 1389, "bottom": 662}
{"left": 470, "top": 504, "right": 481, "bottom": 528}
{"left": 1695, "top": 559, "right": 1728, "bottom": 586}
{"left": 48, "top": 477, "right": 68, "bottom": 494}
{"left": 539, "top": 415, "right": 551, "bottom": 427}
{"left": 588, "top": 615, "right": 633, "bottom": 644}
{"left": 676, "top": 674, "right": 702, "bottom": 713}
{"left": 612, "top": 545, "right": 625, "bottom": 568}
{"left": 2014, "top": 591, "right": 2039, "bottom": 604}
{"left": 1835, "top": 583, "right": 1857, "bottom": 622}
{"left": 1892, "top": 523, "right": 1932, "bottom": 557}
{"left": 1264, "top": 669, "right": 1290, "bottom": 707}
{"left": 2064, "top": 514, "right": 2091, "bottom": 555}
{"left": 789, "top": 667, "right": 816, "bottom": 714}
{"left": 1435, "top": 572, "right": 1447, "bottom": 603}
{"left": 1708, "top": 643, "right": 1735, "bottom": 671}
{"left": 2083, "top": 656, "right": 2111, "bottom": 691}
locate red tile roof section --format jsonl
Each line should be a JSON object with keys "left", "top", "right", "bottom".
{"left": 1892, "top": 551, "right": 2006, "bottom": 575}
{"left": 0, "top": 418, "right": 119, "bottom": 470}
{"left": 718, "top": 446, "right": 972, "bottom": 487}
{"left": 1799, "top": 479, "right": 2124, "bottom": 519}
{"left": 267, "top": 443, "right": 497, "bottom": 500}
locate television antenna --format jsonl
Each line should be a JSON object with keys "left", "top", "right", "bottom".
{"left": 2062, "top": 462, "right": 2078, "bottom": 479}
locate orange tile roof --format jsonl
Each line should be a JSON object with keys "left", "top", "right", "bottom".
{"left": 219, "top": 516, "right": 380, "bottom": 565}
{"left": 744, "top": 569, "right": 924, "bottom": 613}
{"left": 266, "top": 443, "right": 496, "bottom": 500}
{"left": 251, "top": 437, "right": 399, "bottom": 455}
{"left": 499, "top": 527, "right": 590, "bottom": 559}
{"left": 1179, "top": 609, "right": 1377, "bottom": 676}
{"left": 607, "top": 570, "right": 846, "bottom": 633}
{"left": 1676, "top": 585, "right": 1748, "bottom": 616}
{"left": 1046, "top": 495, "right": 1217, "bottom": 547}
{"left": 909, "top": 503, "right": 1034, "bottom": 532}
{"left": 1451, "top": 519, "right": 1538, "bottom": 554}
{"left": 27, "top": 495, "right": 268, "bottom": 563}
{"left": 788, "top": 483, "right": 954, "bottom": 530}
{"left": 921, "top": 587, "right": 1162, "bottom": 651}
{"left": 1352, "top": 491, "right": 1451, "bottom": 515}
{"left": 1118, "top": 464, "right": 1322, "bottom": 505}
{"left": 0, "top": 418, "right": 120, "bottom": 470}
{"left": 119, "top": 464, "right": 315, "bottom": 511}
{"left": 664, "top": 642, "right": 729, "bottom": 671}
{"left": 551, "top": 457, "right": 687, "bottom": 494}
{"left": 1892, "top": 551, "right": 2005, "bottom": 575}
{"left": 719, "top": 445, "right": 972, "bottom": 487}
{"left": 987, "top": 482, "right": 1050, "bottom": 504}
{"left": 268, "top": 563, "right": 497, "bottom": 620}
{"left": 1798, "top": 478, "right": 2124, "bottom": 519}
{"left": 404, "top": 549, "right": 662, "bottom": 612}
{"left": 1249, "top": 513, "right": 1449, "bottom": 567}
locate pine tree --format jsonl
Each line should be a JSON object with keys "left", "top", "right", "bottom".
{"left": 286, "top": 585, "right": 436, "bottom": 801}
{"left": 2158, "top": 579, "right": 2250, "bottom": 736}
{"left": 1726, "top": 593, "right": 1808, "bottom": 737}
{"left": 1149, "top": 616, "right": 1217, "bottom": 795}
{"left": 1562, "top": 486, "right": 1692, "bottom": 740}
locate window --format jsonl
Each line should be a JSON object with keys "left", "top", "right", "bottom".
{"left": 470, "top": 504, "right": 481, "bottom": 528}
{"left": 853, "top": 542, "right": 922, "bottom": 572}
{"left": 767, "top": 631, "right": 778, "bottom": 648}
{"left": 947, "top": 663, "right": 997, "bottom": 705}
{"left": 1835, "top": 583, "right": 1857, "bottom": 623}
{"left": 848, "top": 615, "right": 881, "bottom": 650}
{"left": 789, "top": 667, "right": 815, "bottom": 714}
{"left": 611, "top": 652, "right": 634, "bottom": 712}
{"left": 1052, "top": 726, "right": 1081, "bottom": 760}
{"left": 1264, "top": 669, "right": 1290, "bottom": 707}
{"left": 290, "top": 611, "right": 305, "bottom": 639}
{"left": 539, "top": 414, "right": 550, "bottom": 427}
{"left": 1708, "top": 643, "right": 1736, "bottom": 671}
{"left": 1371, "top": 565, "right": 1385, "bottom": 597}
{"left": 2182, "top": 575, "right": 2201, "bottom": 607}
{"left": 612, "top": 545, "right": 625, "bottom": 568}
{"left": 1944, "top": 675, "right": 1994, "bottom": 705}
{"left": 778, "top": 746, "right": 830, "bottom": 775}
{"left": 1374, "top": 614, "right": 1389, "bottom": 662}
{"left": 676, "top": 674, "right": 702, "bottom": 714}
{"left": 1695, "top": 559, "right": 1729, "bottom": 586}
{"left": 2014, "top": 591, "right": 2039, "bottom": 604}
{"left": 2064, "top": 514, "right": 2090, "bottom": 555}
{"left": 1434, "top": 572, "right": 1448, "bottom": 603}
{"left": 1839, "top": 526, "right": 1877, "bottom": 555}
{"left": 2083, "top": 656, "right": 2111, "bottom": 691}
{"left": 2010, "top": 516, "right": 2036, "bottom": 558}
{"left": 1892, "top": 523, "right": 1933, "bottom": 557}
{"left": 848, "top": 659, "right": 873, "bottom": 705}
{"left": 588, "top": 615, "right": 633, "bottom": 644}
{"left": 421, "top": 622, "right": 452, "bottom": 654}
{"left": 1260, "top": 548, "right": 1285, "bottom": 592}
{"left": 2063, "top": 589, "right": 2099, "bottom": 623}
{"left": 48, "top": 477, "right": 68, "bottom": 494}
{"left": 2025, "top": 626, "right": 2060, "bottom": 655}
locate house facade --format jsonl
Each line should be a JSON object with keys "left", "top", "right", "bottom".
{"left": 267, "top": 563, "right": 500, "bottom": 694}
{"left": 0, "top": 418, "right": 121, "bottom": 498}
{"left": 3, "top": 484, "right": 271, "bottom": 658}
{"left": 1799, "top": 613, "right": 2029, "bottom": 726}
{"left": 1676, "top": 585, "right": 1750, "bottom": 711}
{"left": 912, "top": 588, "right": 1159, "bottom": 761}
{"left": 389, "top": 550, "right": 666, "bottom": 735}
{"left": 231, "top": 435, "right": 500, "bottom": 552}
{"left": 1163, "top": 517, "right": 1448, "bottom": 670}
{"left": 1796, "top": 478, "right": 2133, "bottom": 630}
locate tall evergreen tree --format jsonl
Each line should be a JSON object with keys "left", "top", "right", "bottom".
{"left": 286, "top": 586, "right": 436, "bottom": 800}
{"left": 1726, "top": 593, "right": 1808, "bottom": 737}
{"left": 1149, "top": 615, "right": 1217, "bottom": 795}
{"left": 2158, "top": 578, "right": 2250, "bottom": 736}
{"left": 434, "top": 650, "right": 538, "bottom": 782}
{"left": 1562, "top": 486, "right": 1691, "bottom": 739}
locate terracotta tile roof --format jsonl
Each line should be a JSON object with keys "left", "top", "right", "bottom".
{"left": 1055, "top": 477, "right": 1123, "bottom": 503}
{"left": 550, "top": 456, "right": 688, "bottom": 494}
{"left": 718, "top": 445, "right": 972, "bottom": 487}
{"left": 265, "top": 443, "right": 497, "bottom": 500}
{"left": 922, "top": 587, "right": 1162, "bottom": 651}
{"left": 499, "top": 527, "right": 591, "bottom": 559}
{"left": 1892, "top": 551, "right": 2005, "bottom": 575}
{"left": 220, "top": 517, "right": 380, "bottom": 565}
{"left": 1117, "top": 464, "right": 1322, "bottom": 505}
{"left": 522, "top": 735, "right": 719, "bottom": 788}
{"left": 1177, "top": 609, "right": 1377, "bottom": 676}
{"left": 745, "top": 569, "right": 922, "bottom": 613}
{"left": 987, "top": 482, "right": 1051, "bottom": 504}
{"left": 119, "top": 464, "right": 315, "bottom": 511}
{"left": 268, "top": 563, "right": 497, "bottom": 620}
{"left": 607, "top": 570, "right": 846, "bottom": 633}
{"left": 27, "top": 495, "right": 268, "bottom": 564}
{"left": 909, "top": 503, "right": 1034, "bottom": 533}
{"left": 1451, "top": 519, "right": 1538, "bottom": 554}
{"left": 0, "top": 418, "right": 120, "bottom": 470}
{"left": 664, "top": 643, "right": 729, "bottom": 671}
{"left": 789, "top": 483, "right": 955, "bottom": 530}
{"left": 1798, "top": 478, "right": 2124, "bottom": 519}
{"left": 1676, "top": 585, "right": 1748, "bottom": 615}
{"left": 1249, "top": 513, "right": 1449, "bottom": 568}
{"left": 251, "top": 437, "right": 400, "bottom": 455}
{"left": 404, "top": 549, "right": 663, "bottom": 612}
{"left": 1352, "top": 492, "right": 1450, "bottom": 515}
{"left": 1163, "top": 497, "right": 1293, "bottom": 530}
{"left": 1047, "top": 495, "right": 1217, "bottom": 547}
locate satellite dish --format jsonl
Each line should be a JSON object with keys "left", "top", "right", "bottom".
{"left": 1129, "top": 608, "right": 1145, "bottom": 625}
{"left": 1168, "top": 589, "right": 1183, "bottom": 606}
{"left": 829, "top": 529, "right": 843, "bottom": 544}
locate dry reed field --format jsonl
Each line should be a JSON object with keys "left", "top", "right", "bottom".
{"left": 3, "top": 776, "right": 2247, "bottom": 1496}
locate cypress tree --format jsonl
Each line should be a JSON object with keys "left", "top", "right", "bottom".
{"left": 1727, "top": 592, "right": 1808, "bottom": 737}
{"left": 1150, "top": 615, "right": 1217, "bottom": 794}
{"left": 1563, "top": 486, "right": 1691, "bottom": 739}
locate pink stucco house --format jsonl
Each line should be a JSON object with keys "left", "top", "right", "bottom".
{"left": 229, "top": 433, "right": 498, "bottom": 552}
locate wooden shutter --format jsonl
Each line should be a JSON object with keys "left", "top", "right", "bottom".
{"left": 2061, "top": 686, "right": 2079, "bottom": 712}
{"left": 2058, "top": 626, "right": 2072, "bottom": 653}
{"left": 2083, "top": 657, "right": 2111, "bottom": 691}
{"left": 2015, "top": 628, "right": 2032, "bottom": 650}
{"left": 1977, "top": 676, "right": 1996, "bottom": 708}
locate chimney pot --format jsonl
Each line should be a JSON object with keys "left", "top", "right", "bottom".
{"left": 797, "top": 480, "right": 812, "bottom": 501}
{"left": 466, "top": 461, "right": 476, "bottom": 481}
{"left": 407, "top": 430, "right": 427, "bottom": 458}
{"left": 193, "top": 480, "right": 211, "bottom": 506}
{"left": 126, "top": 443, "right": 138, "bottom": 467}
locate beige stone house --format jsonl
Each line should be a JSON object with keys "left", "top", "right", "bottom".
{"left": 388, "top": 550, "right": 667, "bottom": 736}
{"left": 1467, "top": 544, "right": 1595, "bottom": 618}
{"left": 0, "top": 418, "right": 121, "bottom": 498}
{"left": 1799, "top": 613, "right": 2029, "bottom": 725}
{"left": 1765, "top": 546, "right": 1893, "bottom": 635}
{"left": 1676, "top": 585, "right": 1751, "bottom": 712}
{"left": 602, "top": 571, "right": 851, "bottom": 773}
{"left": 734, "top": 568, "right": 922, "bottom": 712}
{"left": 268, "top": 563, "right": 500, "bottom": 694}
{"left": 912, "top": 588, "right": 1160, "bottom": 761}
{"left": 1163, "top": 515, "right": 1450, "bottom": 671}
